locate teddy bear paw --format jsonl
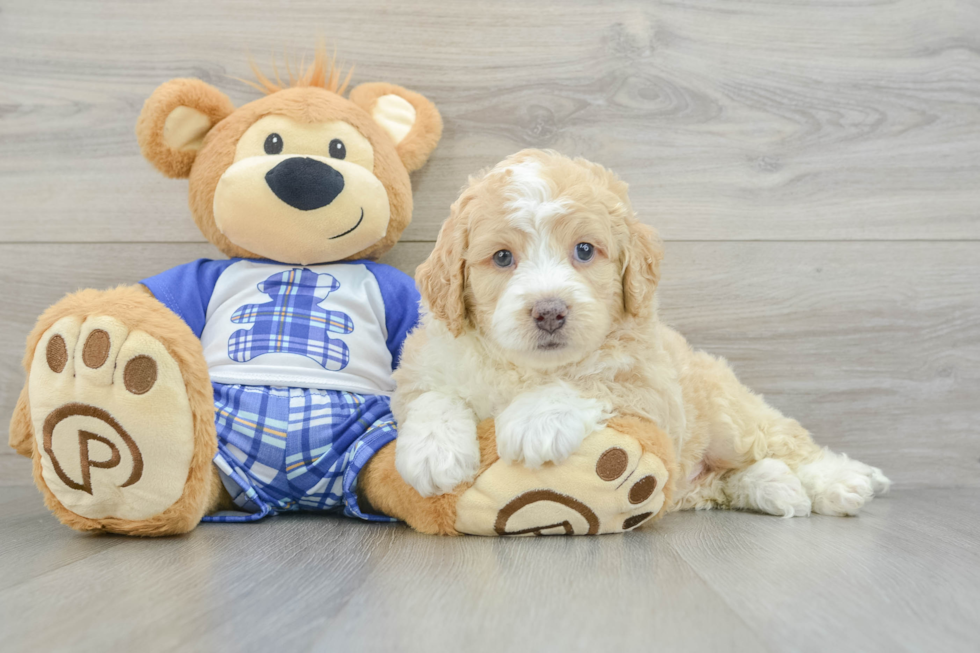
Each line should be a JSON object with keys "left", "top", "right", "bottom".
{"left": 455, "top": 426, "right": 670, "bottom": 536}
{"left": 28, "top": 315, "right": 196, "bottom": 522}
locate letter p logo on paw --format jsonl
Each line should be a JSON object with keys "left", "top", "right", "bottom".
{"left": 43, "top": 403, "right": 143, "bottom": 495}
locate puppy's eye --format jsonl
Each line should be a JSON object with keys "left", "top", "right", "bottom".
{"left": 264, "top": 133, "right": 283, "bottom": 155}
{"left": 574, "top": 242, "right": 596, "bottom": 263}
{"left": 329, "top": 139, "right": 346, "bottom": 160}
{"left": 493, "top": 250, "right": 514, "bottom": 268}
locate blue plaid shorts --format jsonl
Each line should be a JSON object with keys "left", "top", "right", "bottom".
{"left": 201, "top": 383, "right": 398, "bottom": 523}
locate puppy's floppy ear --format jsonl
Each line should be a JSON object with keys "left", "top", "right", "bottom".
{"left": 415, "top": 196, "right": 469, "bottom": 336}
{"left": 349, "top": 82, "right": 443, "bottom": 172}
{"left": 621, "top": 220, "right": 664, "bottom": 319}
{"left": 136, "top": 79, "right": 236, "bottom": 179}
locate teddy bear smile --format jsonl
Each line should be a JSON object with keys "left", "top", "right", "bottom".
{"left": 329, "top": 208, "right": 365, "bottom": 239}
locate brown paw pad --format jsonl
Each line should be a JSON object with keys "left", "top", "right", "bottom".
{"left": 46, "top": 335, "right": 68, "bottom": 373}
{"left": 82, "top": 329, "right": 111, "bottom": 369}
{"left": 596, "top": 445, "right": 666, "bottom": 532}
{"left": 596, "top": 446, "right": 659, "bottom": 501}
{"left": 43, "top": 323, "right": 159, "bottom": 395}
{"left": 629, "top": 475, "right": 658, "bottom": 504}
{"left": 123, "top": 355, "right": 158, "bottom": 395}
{"left": 623, "top": 512, "right": 654, "bottom": 530}
{"left": 596, "top": 446, "right": 629, "bottom": 481}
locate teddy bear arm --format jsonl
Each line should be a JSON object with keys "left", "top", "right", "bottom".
{"left": 453, "top": 417, "right": 677, "bottom": 536}
{"left": 361, "top": 416, "right": 678, "bottom": 536}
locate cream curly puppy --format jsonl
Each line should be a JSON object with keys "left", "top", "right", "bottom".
{"left": 392, "top": 149, "right": 889, "bottom": 518}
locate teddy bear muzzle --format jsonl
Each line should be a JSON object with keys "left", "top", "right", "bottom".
{"left": 212, "top": 153, "right": 391, "bottom": 265}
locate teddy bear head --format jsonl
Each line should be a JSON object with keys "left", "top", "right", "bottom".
{"left": 136, "top": 50, "right": 442, "bottom": 265}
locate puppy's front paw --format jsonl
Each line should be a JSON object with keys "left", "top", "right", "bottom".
{"left": 395, "top": 393, "right": 480, "bottom": 497}
{"left": 495, "top": 386, "right": 608, "bottom": 468}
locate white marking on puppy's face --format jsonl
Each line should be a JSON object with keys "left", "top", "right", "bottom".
{"left": 502, "top": 161, "right": 569, "bottom": 231}
{"left": 466, "top": 159, "right": 620, "bottom": 369}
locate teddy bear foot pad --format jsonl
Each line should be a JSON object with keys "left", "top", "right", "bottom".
{"left": 28, "top": 315, "right": 196, "bottom": 522}
{"left": 455, "top": 427, "right": 670, "bottom": 536}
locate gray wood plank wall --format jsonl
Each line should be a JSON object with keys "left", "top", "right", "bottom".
{"left": 2, "top": 0, "right": 978, "bottom": 488}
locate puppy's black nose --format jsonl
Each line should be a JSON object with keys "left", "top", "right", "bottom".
{"left": 265, "top": 157, "right": 345, "bottom": 211}
{"left": 532, "top": 298, "right": 567, "bottom": 334}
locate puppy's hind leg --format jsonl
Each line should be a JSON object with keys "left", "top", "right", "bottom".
{"left": 706, "top": 379, "right": 889, "bottom": 517}
{"left": 680, "top": 342, "right": 879, "bottom": 517}
{"left": 710, "top": 400, "right": 889, "bottom": 517}
{"left": 675, "top": 460, "right": 811, "bottom": 517}
{"left": 723, "top": 459, "right": 813, "bottom": 517}
{"left": 796, "top": 449, "right": 891, "bottom": 516}
{"left": 723, "top": 406, "right": 890, "bottom": 516}
{"left": 698, "top": 352, "right": 891, "bottom": 516}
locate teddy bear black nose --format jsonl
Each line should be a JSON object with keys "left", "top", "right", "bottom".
{"left": 265, "top": 157, "right": 345, "bottom": 211}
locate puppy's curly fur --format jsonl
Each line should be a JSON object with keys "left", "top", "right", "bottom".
{"left": 394, "top": 149, "right": 890, "bottom": 517}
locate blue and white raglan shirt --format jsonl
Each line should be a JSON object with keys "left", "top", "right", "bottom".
{"left": 141, "top": 258, "right": 420, "bottom": 523}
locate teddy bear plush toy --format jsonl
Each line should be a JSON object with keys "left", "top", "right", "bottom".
{"left": 8, "top": 50, "right": 675, "bottom": 536}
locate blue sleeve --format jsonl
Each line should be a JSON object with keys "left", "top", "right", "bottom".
{"left": 363, "top": 261, "right": 421, "bottom": 370}
{"left": 140, "top": 259, "right": 237, "bottom": 338}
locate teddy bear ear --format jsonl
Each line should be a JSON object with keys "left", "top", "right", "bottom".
{"left": 136, "top": 79, "right": 236, "bottom": 179}
{"left": 348, "top": 82, "right": 443, "bottom": 172}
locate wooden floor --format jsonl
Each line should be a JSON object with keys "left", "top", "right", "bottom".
{"left": 1, "top": 486, "right": 978, "bottom": 652}
{"left": 1, "top": 0, "right": 979, "bottom": 650}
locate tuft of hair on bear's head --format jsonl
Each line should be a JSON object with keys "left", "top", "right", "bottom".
{"left": 240, "top": 44, "right": 354, "bottom": 96}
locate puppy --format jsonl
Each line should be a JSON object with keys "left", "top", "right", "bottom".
{"left": 392, "top": 149, "right": 890, "bottom": 518}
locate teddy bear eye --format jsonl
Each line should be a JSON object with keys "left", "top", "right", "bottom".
{"left": 329, "top": 139, "right": 346, "bottom": 160}
{"left": 264, "top": 133, "right": 283, "bottom": 155}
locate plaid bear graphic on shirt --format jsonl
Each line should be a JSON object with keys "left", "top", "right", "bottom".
{"left": 228, "top": 268, "right": 354, "bottom": 371}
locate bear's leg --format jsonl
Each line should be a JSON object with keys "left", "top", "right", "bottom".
{"left": 9, "top": 384, "right": 35, "bottom": 457}
{"left": 358, "top": 436, "right": 466, "bottom": 535}
{"left": 13, "top": 285, "right": 224, "bottom": 536}
{"left": 359, "top": 415, "right": 678, "bottom": 536}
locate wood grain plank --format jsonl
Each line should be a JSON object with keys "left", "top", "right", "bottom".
{"left": 0, "top": 488, "right": 975, "bottom": 652}
{"left": 0, "top": 455, "right": 32, "bottom": 487}
{"left": 659, "top": 489, "right": 980, "bottom": 652}
{"left": 0, "top": 491, "right": 763, "bottom": 653}
{"left": 317, "top": 525, "right": 762, "bottom": 652}
{"left": 1, "top": 0, "right": 978, "bottom": 242}
{"left": 2, "top": 242, "right": 978, "bottom": 490}
{"left": 657, "top": 242, "right": 980, "bottom": 490}
{"left": 0, "top": 512, "right": 402, "bottom": 651}
{"left": 0, "top": 487, "right": 128, "bottom": 593}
